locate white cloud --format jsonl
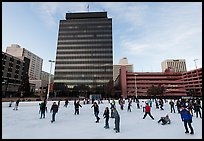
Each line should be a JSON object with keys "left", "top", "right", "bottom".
{"left": 31, "top": 2, "right": 89, "bottom": 28}
{"left": 29, "top": 2, "right": 202, "bottom": 71}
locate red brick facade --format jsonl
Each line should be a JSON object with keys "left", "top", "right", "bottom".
{"left": 116, "top": 66, "right": 202, "bottom": 98}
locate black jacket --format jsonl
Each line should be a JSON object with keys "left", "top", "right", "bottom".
{"left": 91, "top": 104, "right": 99, "bottom": 113}
{"left": 50, "top": 104, "right": 58, "bottom": 113}
{"left": 103, "top": 110, "right": 109, "bottom": 118}
{"left": 74, "top": 102, "right": 82, "bottom": 109}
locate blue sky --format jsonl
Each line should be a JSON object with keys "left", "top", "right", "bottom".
{"left": 2, "top": 2, "right": 202, "bottom": 74}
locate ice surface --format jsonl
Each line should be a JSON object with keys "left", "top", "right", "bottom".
{"left": 2, "top": 99, "right": 202, "bottom": 139}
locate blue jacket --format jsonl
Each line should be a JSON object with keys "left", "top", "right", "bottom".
{"left": 180, "top": 109, "right": 192, "bottom": 121}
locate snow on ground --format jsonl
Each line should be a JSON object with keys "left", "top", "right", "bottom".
{"left": 2, "top": 99, "right": 202, "bottom": 139}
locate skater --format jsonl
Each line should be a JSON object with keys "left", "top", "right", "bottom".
{"left": 112, "top": 107, "right": 120, "bottom": 133}
{"left": 39, "top": 100, "right": 46, "bottom": 119}
{"left": 50, "top": 102, "right": 59, "bottom": 123}
{"left": 119, "top": 99, "right": 124, "bottom": 110}
{"left": 155, "top": 99, "right": 159, "bottom": 109}
{"left": 64, "top": 99, "right": 69, "bottom": 108}
{"left": 112, "top": 99, "right": 116, "bottom": 106}
{"left": 127, "top": 99, "right": 132, "bottom": 112}
{"left": 110, "top": 102, "right": 115, "bottom": 118}
{"left": 148, "top": 99, "right": 152, "bottom": 107}
{"left": 142, "top": 101, "right": 146, "bottom": 112}
{"left": 194, "top": 102, "right": 202, "bottom": 118}
{"left": 13, "top": 98, "right": 20, "bottom": 110}
{"left": 58, "top": 100, "right": 61, "bottom": 108}
{"left": 9, "top": 100, "right": 13, "bottom": 107}
{"left": 136, "top": 98, "right": 140, "bottom": 109}
{"left": 180, "top": 105, "right": 194, "bottom": 134}
{"left": 83, "top": 98, "right": 86, "bottom": 105}
{"left": 159, "top": 99, "right": 164, "bottom": 110}
{"left": 169, "top": 100, "right": 175, "bottom": 113}
{"left": 143, "top": 103, "right": 154, "bottom": 120}
{"left": 187, "top": 101, "right": 194, "bottom": 116}
{"left": 91, "top": 102, "right": 100, "bottom": 123}
{"left": 158, "top": 114, "right": 171, "bottom": 125}
{"left": 103, "top": 107, "right": 110, "bottom": 128}
{"left": 74, "top": 100, "right": 82, "bottom": 115}
{"left": 176, "top": 99, "right": 181, "bottom": 113}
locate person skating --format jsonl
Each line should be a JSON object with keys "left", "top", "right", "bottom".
{"left": 110, "top": 102, "right": 115, "bottom": 118}
{"left": 91, "top": 102, "right": 100, "bottom": 123}
{"left": 13, "top": 98, "right": 20, "bottom": 110}
{"left": 112, "top": 107, "right": 120, "bottom": 133}
{"left": 155, "top": 99, "right": 159, "bottom": 109}
{"left": 159, "top": 99, "right": 164, "bottom": 110}
{"left": 103, "top": 107, "right": 110, "bottom": 128}
{"left": 64, "top": 99, "right": 69, "bottom": 108}
{"left": 187, "top": 102, "right": 194, "bottom": 116}
{"left": 39, "top": 100, "right": 46, "bottom": 119}
{"left": 141, "top": 101, "right": 146, "bottom": 112}
{"left": 9, "top": 100, "right": 13, "bottom": 107}
{"left": 194, "top": 102, "right": 202, "bottom": 118}
{"left": 136, "top": 98, "right": 140, "bottom": 109}
{"left": 158, "top": 114, "right": 171, "bottom": 125}
{"left": 127, "top": 100, "right": 132, "bottom": 112}
{"left": 176, "top": 99, "right": 181, "bottom": 113}
{"left": 148, "top": 99, "right": 152, "bottom": 107}
{"left": 169, "top": 100, "right": 175, "bottom": 113}
{"left": 143, "top": 103, "right": 154, "bottom": 120}
{"left": 180, "top": 105, "right": 194, "bottom": 134}
{"left": 58, "top": 100, "right": 61, "bottom": 108}
{"left": 119, "top": 99, "right": 124, "bottom": 110}
{"left": 50, "top": 102, "right": 59, "bottom": 123}
{"left": 74, "top": 100, "right": 82, "bottom": 115}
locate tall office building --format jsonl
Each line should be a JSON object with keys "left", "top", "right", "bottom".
{"left": 54, "top": 12, "right": 113, "bottom": 97}
{"left": 6, "top": 44, "right": 43, "bottom": 80}
{"left": 113, "top": 57, "right": 133, "bottom": 81}
{"left": 161, "top": 59, "right": 187, "bottom": 72}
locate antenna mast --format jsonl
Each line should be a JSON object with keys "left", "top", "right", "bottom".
{"left": 87, "top": 4, "right": 89, "bottom": 12}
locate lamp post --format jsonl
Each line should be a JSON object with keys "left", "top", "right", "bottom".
{"left": 193, "top": 59, "right": 198, "bottom": 69}
{"left": 134, "top": 74, "right": 138, "bottom": 98}
{"left": 47, "top": 60, "right": 55, "bottom": 100}
{"left": 2, "top": 79, "right": 8, "bottom": 98}
{"left": 193, "top": 59, "right": 199, "bottom": 97}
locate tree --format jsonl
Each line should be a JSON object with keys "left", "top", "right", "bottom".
{"left": 147, "top": 85, "right": 166, "bottom": 99}
{"left": 18, "top": 73, "right": 30, "bottom": 97}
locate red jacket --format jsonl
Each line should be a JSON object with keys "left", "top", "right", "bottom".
{"left": 145, "top": 105, "right": 151, "bottom": 112}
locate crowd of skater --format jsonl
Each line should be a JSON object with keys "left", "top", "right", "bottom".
{"left": 8, "top": 96, "right": 202, "bottom": 134}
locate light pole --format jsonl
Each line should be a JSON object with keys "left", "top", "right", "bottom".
{"left": 193, "top": 59, "right": 199, "bottom": 97}
{"left": 47, "top": 60, "right": 55, "bottom": 100}
{"left": 2, "top": 79, "right": 8, "bottom": 98}
{"left": 134, "top": 74, "right": 138, "bottom": 98}
{"left": 193, "top": 59, "right": 198, "bottom": 69}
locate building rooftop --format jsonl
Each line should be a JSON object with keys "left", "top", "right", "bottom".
{"left": 66, "top": 12, "right": 107, "bottom": 19}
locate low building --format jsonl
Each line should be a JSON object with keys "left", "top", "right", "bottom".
{"left": 115, "top": 66, "right": 202, "bottom": 99}
{"left": 2, "top": 52, "right": 30, "bottom": 97}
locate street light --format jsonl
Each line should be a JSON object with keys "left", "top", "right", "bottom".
{"left": 193, "top": 59, "right": 198, "bottom": 69}
{"left": 2, "top": 79, "right": 8, "bottom": 98}
{"left": 47, "top": 60, "right": 55, "bottom": 100}
{"left": 134, "top": 74, "right": 138, "bottom": 98}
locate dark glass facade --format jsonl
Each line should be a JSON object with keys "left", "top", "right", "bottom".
{"left": 54, "top": 12, "right": 113, "bottom": 98}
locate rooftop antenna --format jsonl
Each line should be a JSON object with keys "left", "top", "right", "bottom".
{"left": 193, "top": 59, "right": 198, "bottom": 69}
{"left": 87, "top": 4, "right": 89, "bottom": 12}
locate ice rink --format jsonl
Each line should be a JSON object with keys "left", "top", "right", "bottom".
{"left": 2, "top": 99, "right": 202, "bottom": 139}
